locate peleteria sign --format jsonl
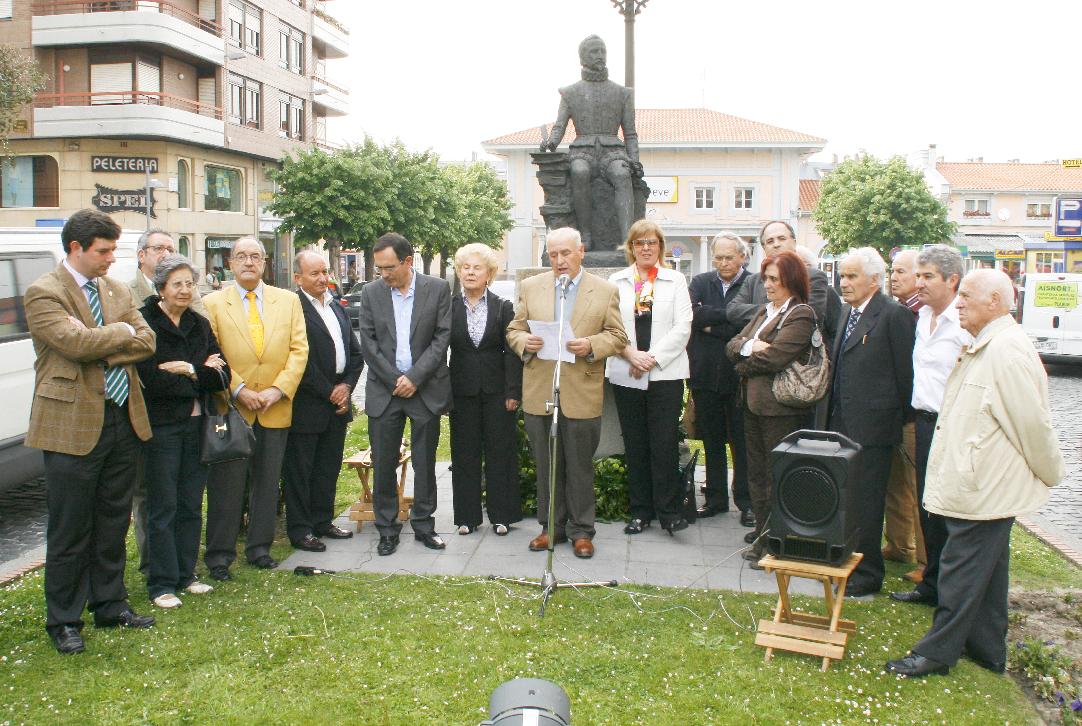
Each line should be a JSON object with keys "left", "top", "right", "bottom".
{"left": 91, "top": 184, "right": 156, "bottom": 218}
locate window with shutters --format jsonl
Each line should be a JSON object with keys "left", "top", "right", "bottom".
{"left": 227, "top": 73, "right": 260, "bottom": 128}
{"left": 279, "top": 94, "right": 304, "bottom": 140}
{"left": 90, "top": 62, "right": 133, "bottom": 105}
{"left": 227, "top": 0, "right": 260, "bottom": 55}
{"left": 279, "top": 24, "right": 304, "bottom": 74}
{"left": 0, "top": 0, "right": 12, "bottom": 20}
{"left": 0, "top": 156, "right": 59, "bottom": 208}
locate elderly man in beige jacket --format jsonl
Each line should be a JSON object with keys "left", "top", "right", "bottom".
{"left": 886, "top": 269, "right": 1063, "bottom": 678}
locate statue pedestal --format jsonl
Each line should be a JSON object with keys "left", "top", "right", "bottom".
{"left": 532, "top": 151, "right": 649, "bottom": 253}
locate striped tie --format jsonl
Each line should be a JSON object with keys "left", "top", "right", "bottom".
{"left": 246, "top": 291, "right": 264, "bottom": 356}
{"left": 84, "top": 281, "right": 129, "bottom": 406}
{"left": 842, "top": 308, "right": 861, "bottom": 344}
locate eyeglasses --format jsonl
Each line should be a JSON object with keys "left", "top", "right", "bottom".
{"left": 632, "top": 239, "right": 660, "bottom": 249}
{"left": 165, "top": 279, "right": 195, "bottom": 291}
{"left": 232, "top": 253, "right": 264, "bottom": 263}
{"left": 374, "top": 262, "right": 401, "bottom": 273}
{"left": 147, "top": 244, "right": 175, "bottom": 254}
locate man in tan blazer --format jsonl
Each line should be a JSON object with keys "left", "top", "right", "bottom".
{"left": 201, "top": 238, "right": 308, "bottom": 580}
{"left": 506, "top": 227, "right": 627, "bottom": 558}
{"left": 25, "top": 209, "right": 157, "bottom": 654}
{"left": 126, "top": 228, "right": 207, "bottom": 577}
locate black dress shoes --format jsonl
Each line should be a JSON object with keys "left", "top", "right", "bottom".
{"left": 50, "top": 625, "right": 85, "bottom": 654}
{"left": 292, "top": 534, "right": 326, "bottom": 552}
{"left": 94, "top": 609, "right": 155, "bottom": 629}
{"left": 209, "top": 565, "right": 232, "bottom": 581}
{"left": 740, "top": 509, "right": 756, "bottom": 528}
{"left": 742, "top": 549, "right": 764, "bottom": 570}
{"left": 696, "top": 503, "right": 728, "bottom": 518}
{"left": 744, "top": 531, "right": 758, "bottom": 544}
{"left": 316, "top": 524, "right": 353, "bottom": 539}
{"left": 885, "top": 654, "right": 949, "bottom": 677}
{"left": 662, "top": 518, "right": 689, "bottom": 536}
{"left": 889, "top": 589, "right": 936, "bottom": 605}
{"left": 623, "top": 518, "right": 650, "bottom": 534}
{"left": 377, "top": 535, "right": 399, "bottom": 556}
{"left": 250, "top": 555, "right": 279, "bottom": 570}
{"left": 415, "top": 532, "right": 446, "bottom": 550}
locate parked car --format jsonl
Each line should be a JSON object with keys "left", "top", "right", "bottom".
{"left": 0, "top": 227, "right": 140, "bottom": 492}
{"left": 343, "top": 281, "right": 366, "bottom": 328}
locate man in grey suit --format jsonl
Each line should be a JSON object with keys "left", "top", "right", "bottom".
{"left": 726, "top": 221, "right": 840, "bottom": 347}
{"left": 357, "top": 233, "right": 452, "bottom": 556}
{"left": 126, "top": 229, "right": 206, "bottom": 577}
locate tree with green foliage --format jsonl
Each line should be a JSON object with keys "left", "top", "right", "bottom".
{"left": 815, "top": 155, "right": 956, "bottom": 259}
{"left": 425, "top": 162, "right": 514, "bottom": 279}
{"left": 0, "top": 45, "right": 48, "bottom": 156}
{"left": 268, "top": 138, "right": 394, "bottom": 280}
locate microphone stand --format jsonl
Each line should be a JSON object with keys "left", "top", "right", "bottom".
{"left": 491, "top": 274, "right": 617, "bottom": 616}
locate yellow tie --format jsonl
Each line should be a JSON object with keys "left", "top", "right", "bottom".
{"left": 246, "top": 291, "right": 264, "bottom": 356}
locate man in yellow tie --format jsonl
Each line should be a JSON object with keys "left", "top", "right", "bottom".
{"left": 201, "top": 238, "right": 308, "bottom": 581}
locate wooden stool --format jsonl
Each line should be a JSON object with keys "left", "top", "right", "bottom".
{"left": 345, "top": 442, "right": 413, "bottom": 531}
{"left": 754, "top": 552, "right": 863, "bottom": 671}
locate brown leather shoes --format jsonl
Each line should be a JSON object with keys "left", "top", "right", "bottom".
{"left": 903, "top": 567, "right": 925, "bottom": 584}
{"left": 528, "top": 531, "right": 567, "bottom": 551}
{"left": 573, "top": 539, "right": 594, "bottom": 559}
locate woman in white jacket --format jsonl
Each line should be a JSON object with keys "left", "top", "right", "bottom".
{"left": 608, "top": 220, "right": 693, "bottom": 535}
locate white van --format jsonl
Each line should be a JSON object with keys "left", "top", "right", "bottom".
{"left": 0, "top": 228, "right": 140, "bottom": 491}
{"left": 1019, "top": 272, "right": 1082, "bottom": 363}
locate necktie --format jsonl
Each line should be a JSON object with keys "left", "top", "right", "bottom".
{"left": 246, "top": 291, "right": 264, "bottom": 356}
{"left": 84, "top": 281, "right": 129, "bottom": 406}
{"left": 843, "top": 308, "right": 861, "bottom": 344}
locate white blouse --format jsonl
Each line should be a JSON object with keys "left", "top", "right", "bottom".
{"left": 740, "top": 297, "right": 793, "bottom": 357}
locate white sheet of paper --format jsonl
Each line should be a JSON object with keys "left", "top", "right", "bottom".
{"left": 527, "top": 320, "right": 577, "bottom": 363}
{"left": 607, "top": 355, "right": 649, "bottom": 390}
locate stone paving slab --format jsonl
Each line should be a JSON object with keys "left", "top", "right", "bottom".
{"left": 282, "top": 462, "right": 829, "bottom": 600}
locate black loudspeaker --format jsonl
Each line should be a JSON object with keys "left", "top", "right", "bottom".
{"left": 766, "top": 430, "right": 862, "bottom": 565}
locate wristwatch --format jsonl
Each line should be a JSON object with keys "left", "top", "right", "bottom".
{"left": 188, "top": 363, "right": 196, "bottom": 379}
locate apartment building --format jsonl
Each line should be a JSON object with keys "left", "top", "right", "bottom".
{"left": 482, "top": 108, "right": 826, "bottom": 274}
{"left": 0, "top": 0, "right": 349, "bottom": 285}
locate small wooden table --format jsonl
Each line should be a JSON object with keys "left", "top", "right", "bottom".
{"left": 345, "top": 443, "right": 412, "bottom": 531}
{"left": 754, "top": 552, "right": 863, "bottom": 671}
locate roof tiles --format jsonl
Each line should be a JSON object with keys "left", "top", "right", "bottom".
{"left": 937, "top": 162, "right": 1082, "bottom": 192}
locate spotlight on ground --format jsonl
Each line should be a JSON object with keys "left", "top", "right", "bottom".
{"left": 480, "top": 678, "right": 571, "bottom": 725}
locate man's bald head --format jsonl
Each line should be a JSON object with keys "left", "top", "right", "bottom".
{"left": 956, "top": 269, "right": 1014, "bottom": 336}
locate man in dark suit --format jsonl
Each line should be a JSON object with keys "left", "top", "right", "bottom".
{"left": 357, "top": 232, "right": 452, "bottom": 556}
{"left": 727, "top": 220, "right": 841, "bottom": 348}
{"left": 24, "top": 209, "right": 158, "bottom": 654}
{"left": 282, "top": 251, "right": 364, "bottom": 552}
{"left": 688, "top": 232, "right": 752, "bottom": 525}
{"left": 828, "top": 247, "right": 915, "bottom": 597}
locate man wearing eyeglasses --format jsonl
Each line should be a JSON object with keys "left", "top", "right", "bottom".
{"left": 357, "top": 232, "right": 452, "bottom": 556}
{"left": 127, "top": 229, "right": 206, "bottom": 579}
{"left": 201, "top": 238, "right": 308, "bottom": 581}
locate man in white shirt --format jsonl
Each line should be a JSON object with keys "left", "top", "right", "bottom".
{"left": 890, "top": 245, "right": 972, "bottom": 607}
{"left": 282, "top": 251, "right": 364, "bottom": 552}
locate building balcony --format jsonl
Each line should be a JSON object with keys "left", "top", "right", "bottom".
{"left": 31, "top": 1, "right": 225, "bottom": 66}
{"left": 312, "top": 6, "right": 349, "bottom": 59}
{"left": 33, "top": 91, "right": 224, "bottom": 147}
{"left": 312, "top": 138, "right": 343, "bottom": 153}
{"left": 311, "top": 76, "right": 348, "bottom": 117}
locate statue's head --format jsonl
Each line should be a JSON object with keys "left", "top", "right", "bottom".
{"left": 578, "top": 35, "right": 607, "bottom": 73}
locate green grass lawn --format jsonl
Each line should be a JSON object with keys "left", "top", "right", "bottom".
{"left": 1, "top": 417, "right": 1076, "bottom": 723}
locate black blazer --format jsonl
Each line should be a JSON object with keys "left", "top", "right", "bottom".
{"left": 688, "top": 269, "right": 749, "bottom": 394}
{"left": 136, "top": 298, "right": 230, "bottom": 427}
{"left": 449, "top": 291, "right": 522, "bottom": 400}
{"left": 291, "top": 290, "right": 364, "bottom": 434}
{"left": 827, "top": 290, "right": 915, "bottom": 447}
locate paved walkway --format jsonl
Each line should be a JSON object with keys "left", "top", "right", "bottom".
{"left": 282, "top": 462, "right": 832, "bottom": 598}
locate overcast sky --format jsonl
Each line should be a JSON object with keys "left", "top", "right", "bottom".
{"left": 328, "top": 0, "right": 1080, "bottom": 164}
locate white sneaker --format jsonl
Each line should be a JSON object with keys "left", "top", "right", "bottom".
{"left": 186, "top": 581, "right": 214, "bottom": 595}
{"left": 152, "top": 593, "right": 182, "bottom": 609}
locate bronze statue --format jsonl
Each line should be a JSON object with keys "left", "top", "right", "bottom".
{"left": 540, "top": 35, "right": 642, "bottom": 251}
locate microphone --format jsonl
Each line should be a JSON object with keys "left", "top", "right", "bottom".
{"left": 557, "top": 274, "right": 571, "bottom": 293}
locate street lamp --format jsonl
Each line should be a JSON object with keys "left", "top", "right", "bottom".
{"left": 611, "top": 0, "right": 650, "bottom": 89}
{"left": 144, "top": 170, "right": 165, "bottom": 232}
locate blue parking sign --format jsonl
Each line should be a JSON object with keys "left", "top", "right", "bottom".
{"left": 1055, "top": 197, "right": 1082, "bottom": 237}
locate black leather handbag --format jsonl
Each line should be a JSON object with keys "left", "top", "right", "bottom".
{"left": 200, "top": 369, "right": 255, "bottom": 465}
